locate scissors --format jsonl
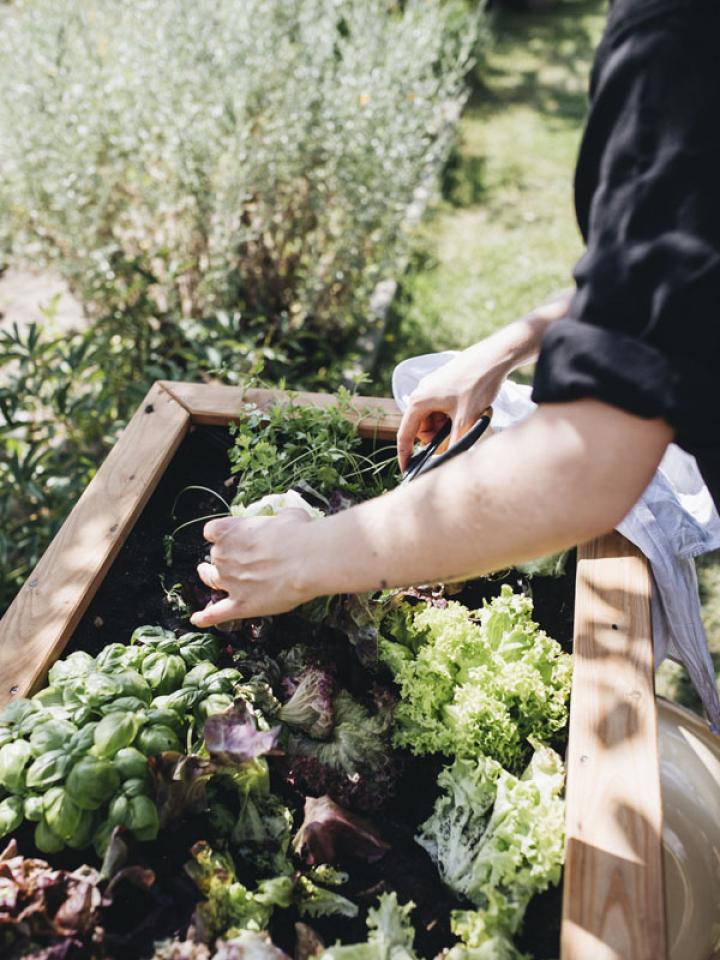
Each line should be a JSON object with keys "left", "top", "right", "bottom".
{"left": 402, "top": 407, "right": 493, "bottom": 484}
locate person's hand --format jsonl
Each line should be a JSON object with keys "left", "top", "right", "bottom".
{"left": 190, "top": 509, "right": 314, "bottom": 627}
{"left": 396, "top": 292, "right": 573, "bottom": 472}
{"left": 396, "top": 335, "right": 511, "bottom": 472}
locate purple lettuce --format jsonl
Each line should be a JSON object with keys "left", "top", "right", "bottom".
{"left": 0, "top": 837, "right": 157, "bottom": 959}
{"left": 278, "top": 669, "right": 335, "bottom": 740}
{"left": 292, "top": 796, "right": 390, "bottom": 866}
{"left": 0, "top": 839, "right": 103, "bottom": 945}
{"left": 203, "top": 700, "right": 281, "bottom": 764}
{"left": 280, "top": 691, "right": 400, "bottom": 813}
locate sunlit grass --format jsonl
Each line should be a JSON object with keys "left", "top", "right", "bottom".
{"left": 375, "top": 0, "right": 606, "bottom": 370}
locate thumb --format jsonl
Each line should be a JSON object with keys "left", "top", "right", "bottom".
{"left": 191, "top": 596, "right": 242, "bottom": 628}
{"left": 203, "top": 516, "right": 237, "bottom": 543}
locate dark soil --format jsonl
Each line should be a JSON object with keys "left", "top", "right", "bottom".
{"left": 20, "top": 425, "right": 574, "bottom": 960}
{"left": 71, "top": 425, "right": 237, "bottom": 654}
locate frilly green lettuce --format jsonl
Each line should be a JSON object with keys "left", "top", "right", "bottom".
{"left": 381, "top": 586, "right": 571, "bottom": 771}
{"left": 319, "top": 892, "right": 418, "bottom": 960}
{"left": 417, "top": 742, "right": 565, "bottom": 953}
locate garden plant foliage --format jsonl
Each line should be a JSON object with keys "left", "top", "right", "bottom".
{"left": 419, "top": 744, "right": 565, "bottom": 960}
{"left": 0, "top": 627, "right": 231, "bottom": 855}
{"left": 0, "top": 0, "right": 479, "bottom": 340}
{"left": 0, "top": 0, "right": 482, "bottom": 615}
{"left": 0, "top": 401, "right": 570, "bottom": 959}
{"left": 380, "top": 587, "right": 572, "bottom": 771}
{"left": 228, "top": 394, "right": 396, "bottom": 508}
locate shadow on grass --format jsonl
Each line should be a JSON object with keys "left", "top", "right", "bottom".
{"left": 369, "top": 0, "right": 604, "bottom": 391}
{"left": 469, "top": 0, "right": 600, "bottom": 121}
{"left": 441, "top": 152, "right": 490, "bottom": 208}
{"left": 442, "top": 0, "right": 600, "bottom": 207}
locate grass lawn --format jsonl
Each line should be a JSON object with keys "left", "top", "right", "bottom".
{"left": 375, "top": 0, "right": 605, "bottom": 374}
{"left": 373, "top": 0, "right": 720, "bottom": 716}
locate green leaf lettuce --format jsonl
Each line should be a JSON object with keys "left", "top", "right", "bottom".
{"left": 417, "top": 742, "right": 565, "bottom": 952}
{"left": 381, "top": 587, "right": 571, "bottom": 771}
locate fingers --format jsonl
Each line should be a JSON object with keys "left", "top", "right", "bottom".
{"left": 398, "top": 407, "right": 448, "bottom": 472}
{"left": 194, "top": 510, "right": 312, "bottom": 627}
{"left": 397, "top": 406, "right": 425, "bottom": 472}
{"left": 417, "top": 411, "right": 448, "bottom": 446}
{"left": 197, "top": 561, "right": 223, "bottom": 591}
{"left": 190, "top": 596, "right": 241, "bottom": 629}
{"left": 398, "top": 408, "right": 450, "bottom": 472}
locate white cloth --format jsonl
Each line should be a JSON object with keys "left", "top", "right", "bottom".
{"left": 393, "top": 353, "right": 720, "bottom": 730}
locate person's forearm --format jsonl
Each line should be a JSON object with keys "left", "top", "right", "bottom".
{"left": 484, "top": 288, "right": 573, "bottom": 374}
{"left": 298, "top": 400, "right": 672, "bottom": 597}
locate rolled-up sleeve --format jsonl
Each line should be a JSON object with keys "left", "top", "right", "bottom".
{"left": 531, "top": 0, "right": 720, "bottom": 454}
{"left": 533, "top": 319, "right": 681, "bottom": 420}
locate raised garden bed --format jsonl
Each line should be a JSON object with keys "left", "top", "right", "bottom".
{"left": 0, "top": 383, "right": 666, "bottom": 960}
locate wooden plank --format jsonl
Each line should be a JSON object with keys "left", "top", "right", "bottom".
{"left": 160, "top": 381, "right": 403, "bottom": 440}
{"left": 0, "top": 383, "right": 189, "bottom": 707}
{"left": 561, "top": 532, "right": 666, "bottom": 960}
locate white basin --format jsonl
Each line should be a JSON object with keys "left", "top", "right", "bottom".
{"left": 659, "top": 698, "right": 720, "bottom": 960}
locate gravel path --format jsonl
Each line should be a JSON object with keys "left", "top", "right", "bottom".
{"left": 0, "top": 267, "right": 84, "bottom": 333}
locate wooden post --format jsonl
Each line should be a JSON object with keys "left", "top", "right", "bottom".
{"left": 0, "top": 383, "right": 189, "bottom": 706}
{"left": 561, "top": 532, "right": 666, "bottom": 960}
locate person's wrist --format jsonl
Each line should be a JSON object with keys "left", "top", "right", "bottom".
{"left": 288, "top": 517, "right": 332, "bottom": 604}
{"left": 493, "top": 290, "right": 572, "bottom": 371}
{"left": 498, "top": 311, "right": 557, "bottom": 371}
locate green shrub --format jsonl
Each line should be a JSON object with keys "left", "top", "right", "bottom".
{"left": 0, "top": 0, "right": 481, "bottom": 353}
{"left": 0, "top": 299, "right": 271, "bottom": 615}
{"left": 0, "top": 0, "right": 486, "bottom": 615}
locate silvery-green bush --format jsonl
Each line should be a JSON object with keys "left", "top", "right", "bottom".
{"left": 0, "top": 0, "right": 480, "bottom": 342}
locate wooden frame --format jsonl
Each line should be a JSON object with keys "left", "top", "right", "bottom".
{"left": 0, "top": 381, "right": 666, "bottom": 960}
{"left": 562, "top": 534, "right": 666, "bottom": 959}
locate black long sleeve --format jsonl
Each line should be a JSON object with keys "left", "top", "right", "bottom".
{"left": 532, "top": 0, "right": 720, "bottom": 501}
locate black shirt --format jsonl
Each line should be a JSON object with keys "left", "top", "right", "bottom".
{"left": 532, "top": 0, "right": 720, "bottom": 505}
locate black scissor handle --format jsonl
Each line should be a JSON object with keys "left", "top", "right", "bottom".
{"left": 402, "top": 418, "right": 452, "bottom": 483}
{"left": 402, "top": 408, "right": 492, "bottom": 484}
